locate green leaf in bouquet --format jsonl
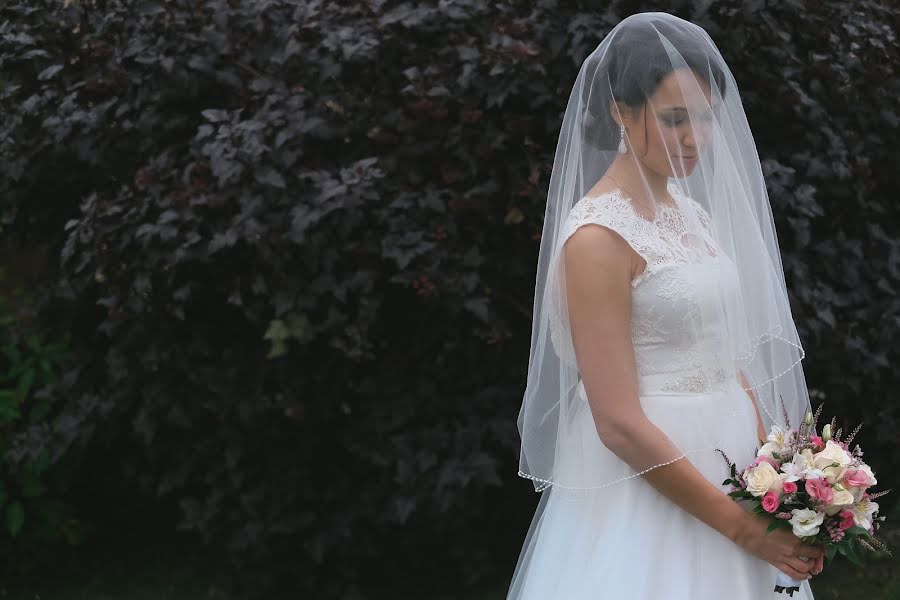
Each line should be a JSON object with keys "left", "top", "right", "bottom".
{"left": 826, "top": 544, "right": 838, "bottom": 562}
{"left": 843, "top": 525, "right": 868, "bottom": 538}
{"left": 726, "top": 488, "right": 754, "bottom": 499}
{"left": 844, "top": 540, "right": 864, "bottom": 566}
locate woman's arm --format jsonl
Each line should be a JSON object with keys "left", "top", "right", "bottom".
{"left": 738, "top": 369, "right": 767, "bottom": 446}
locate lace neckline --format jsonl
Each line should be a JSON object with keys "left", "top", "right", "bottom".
{"left": 582, "top": 183, "right": 682, "bottom": 224}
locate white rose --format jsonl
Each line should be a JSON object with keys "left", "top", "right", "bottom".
{"left": 812, "top": 440, "right": 852, "bottom": 470}
{"left": 758, "top": 441, "right": 786, "bottom": 460}
{"left": 813, "top": 441, "right": 852, "bottom": 485}
{"left": 746, "top": 462, "right": 783, "bottom": 498}
{"left": 789, "top": 508, "right": 825, "bottom": 538}
{"left": 824, "top": 489, "right": 855, "bottom": 516}
{"left": 822, "top": 465, "right": 847, "bottom": 485}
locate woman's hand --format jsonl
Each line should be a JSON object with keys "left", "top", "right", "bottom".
{"left": 735, "top": 511, "right": 826, "bottom": 581}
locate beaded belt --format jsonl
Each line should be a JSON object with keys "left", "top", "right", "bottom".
{"left": 638, "top": 366, "right": 734, "bottom": 396}
{"left": 574, "top": 366, "right": 736, "bottom": 401}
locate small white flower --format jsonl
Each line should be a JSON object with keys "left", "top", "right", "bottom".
{"left": 804, "top": 468, "right": 826, "bottom": 480}
{"left": 766, "top": 425, "right": 789, "bottom": 445}
{"left": 780, "top": 449, "right": 814, "bottom": 482}
{"left": 789, "top": 508, "right": 825, "bottom": 537}
{"left": 850, "top": 499, "right": 879, "bottom": 531}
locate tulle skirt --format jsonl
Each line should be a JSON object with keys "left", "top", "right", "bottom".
{"left": 507, "top": 377, "right": 815, "bottom": 600}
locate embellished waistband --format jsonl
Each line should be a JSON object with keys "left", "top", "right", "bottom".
{"left": 638, "top": 366, "right": 735, "bottom": 396}
{"left": 574, "top": 366, "right": 737, "bottom": 403}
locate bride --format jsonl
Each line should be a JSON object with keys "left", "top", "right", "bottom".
{"left": 509, "top": 12, "right": 826, "bottom": 599}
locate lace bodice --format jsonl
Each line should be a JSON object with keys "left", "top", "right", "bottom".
{"left": 549, "top": 183, "right": 742, "bottom": 395}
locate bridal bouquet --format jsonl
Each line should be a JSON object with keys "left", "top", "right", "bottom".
{"left": 719, "top": 404, "right": 892, "bottom": 596}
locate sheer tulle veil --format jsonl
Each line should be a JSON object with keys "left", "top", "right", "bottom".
{"left": 515, "top": 11, "right": 813, "bottom": 495}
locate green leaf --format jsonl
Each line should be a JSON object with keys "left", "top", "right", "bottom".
{"left": 843, "top": 525, "right": 868, "bottom": 538}
{"left": 844, "top": 541, "right": 864, "bottom": 566}
{"left": 826, "top": 545, "right": 838, "bottom": 561}
{"left": 0, "top": 399, "right": 22, "bottom": 423}
{"left": 20, "top": 475, "right": 44, "bottom": 499}
{"left": 6, "top": 501, "right": 23, "bottom": 537}
{"left": 28, "top": 398, "right": 51, "bottom": 424}
{"left": 16, "top": 366, "right": 36, "bottom": 399}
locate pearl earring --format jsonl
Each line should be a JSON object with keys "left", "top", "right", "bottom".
{"left": 618, "top": 124, "right": 627, "bottom": 154}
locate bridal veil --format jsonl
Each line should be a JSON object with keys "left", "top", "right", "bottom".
{"left": 516, "top": 11, "right": 813, "bottom": 495}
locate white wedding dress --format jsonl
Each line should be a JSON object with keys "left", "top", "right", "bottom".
{"left": 508, "top": 184, "right": 815, "bottom": 600}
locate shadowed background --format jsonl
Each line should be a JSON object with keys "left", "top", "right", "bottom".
{"left": 0, "top": 0, "right": 898, "bottom": 598}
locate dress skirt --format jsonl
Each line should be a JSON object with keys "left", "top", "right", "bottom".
{"left": 507, "top": 375, "right": 816, "bottom": 600}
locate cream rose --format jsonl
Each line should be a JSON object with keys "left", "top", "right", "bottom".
{"left": 824, "top": 488, "right": 855, "bottom": 516}
{"left": 813, "top": 440, "right": 852, "bottom": 484}
{"left": 758, "top": 441, "right": 786, "bottom": 460}
{"left": 812, "top": 440, "right": 852, "bottom": 470}
{"left": 746, "top": 461, "right": 783, "bottom": 498}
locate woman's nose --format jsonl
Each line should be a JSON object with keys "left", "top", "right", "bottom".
{"left": 686, "top": 122, "right": 711, "bottom": 149}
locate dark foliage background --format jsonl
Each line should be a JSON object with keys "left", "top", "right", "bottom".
{"left": 0, "top": 0, "right": 897, "bottom": 598}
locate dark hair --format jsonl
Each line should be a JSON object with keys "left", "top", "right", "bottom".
{"left": 582, "top": 19, "right": 728, "bottom": 152}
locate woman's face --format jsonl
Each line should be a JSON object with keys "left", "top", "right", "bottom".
{"left": 614, "top": 68, "right": 716, "bottom": 178}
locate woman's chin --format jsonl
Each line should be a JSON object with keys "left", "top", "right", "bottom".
{"left": 670, "top": 163, "right": 697, "bottom": 178}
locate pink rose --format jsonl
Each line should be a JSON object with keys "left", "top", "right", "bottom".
{"left": 842, "top": 469, "right": 872, "bottom": 489}
{"left": 805, "top": 477, "right": 834, "bottom": 504}
{"left": 810, "top": 435, "right": 824, "bottom": 449}
{"left": 753, "top": 455, "right": 780, "bottom": 469}
{"left": 782, "top": 481, "right": 798, "bottom": 494}
{"left": 838, "top": 509, "right": 855, "bottom": 531}
{"left": 761, "top": 491, "right": 780, "bottom": 513}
